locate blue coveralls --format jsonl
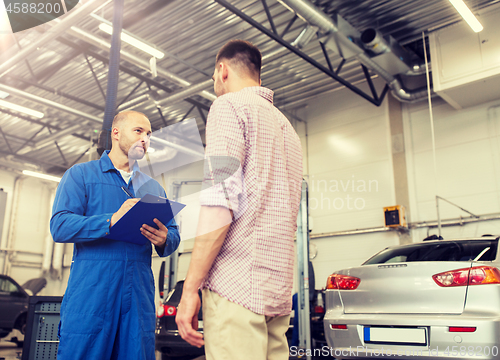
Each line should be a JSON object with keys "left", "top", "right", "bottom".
{"left": 50, "top": 151, "right": 180, "bottom": 360}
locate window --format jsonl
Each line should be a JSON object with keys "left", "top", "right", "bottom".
{"left": 0, "top": 278, "right": 20, "bottom": 294}
{"left": 165, "top": 281, "right": 184, "bottom": 303}
{"left": 363, "top": 240, "right": 498, "bottom": 265}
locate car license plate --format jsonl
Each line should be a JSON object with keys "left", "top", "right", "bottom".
{"left": 364, "top": 327, "right": 427, "bottom": 345}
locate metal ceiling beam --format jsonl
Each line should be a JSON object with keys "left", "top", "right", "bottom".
{"left": 37, "top": 48, "right": 84, "bottom": 84}
{"left": 62, "top": 24, "right": 216, "bottom": 102}
{"left": 214, "top": 0, "right": 382, "bottom": 106}
{"left": 17, "top": 124, "right": 83, "bottom": 155}
{"left": 0, "top": 108, "right": 59, "bottom": 129}
{"left": 117, "top": 94, "right": 151, "bottom": 112}
{"left": 117, "top": 80, "right": 144, "bottom": 109}
{"left": 0, "top": 84, "right": 102, "bottom": 124}
{"left": 56, "top": 37, "right": 211, "bottom": 112}
{"left": 0, "top": 0, "right": 107, "bottom": 78}
{"left": 153, "top": 43, "right": 298, "bottom": 108}
{"left": 0, "top": 149, "right": 69, "bottom": 171}
{"left": 157, "top": 79, "right": 214, "bottom": 107}
{"left": 4, "top": 75, "right": 105, "bottom": 111}
{"left": 122, "top": 0, "right": 176, "bottom": 29}
{"left": 84, "top": 54, "right": 107, "bottom": 102}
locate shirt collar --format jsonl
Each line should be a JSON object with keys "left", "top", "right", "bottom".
{"left": 240, "top": 86, "right": 274, "bottom": 104}
{"left": 99, "top": 150, "right": 141, "bottom": 174}
{"left": 99, "top": 150, "right": 115, "bottom": 173}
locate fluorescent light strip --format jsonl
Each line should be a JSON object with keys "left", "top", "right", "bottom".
{"left": 22, "top": 170, "right": 61, "bottom": 183}
{"left": 0, "top": 91, "right": 8, "bottom": 99}
{"left": 0, "top": 99, "right": 44, "bottom": 118}
{"left": 98, "top": 23, "right": 164, "bottom": 59}
{"left": 449, "top": 0, "right": 483, "bottom": 33}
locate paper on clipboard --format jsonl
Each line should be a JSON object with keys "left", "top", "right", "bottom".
{"left": 105, "top": 193, "right": 185, "bottom": 245}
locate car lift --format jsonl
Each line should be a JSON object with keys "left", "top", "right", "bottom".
{"left": 296, "top": 179, "right": 312, "bottom": 359}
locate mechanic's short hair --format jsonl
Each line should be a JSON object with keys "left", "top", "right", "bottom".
{"left": 216, "top": 39, "right": 262, "bottom": 81}
{"left": 112, "top": 110, "right": 148, "bottom": 130}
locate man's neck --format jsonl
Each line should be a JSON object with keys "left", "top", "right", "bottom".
{"left": 229, "top": 80, "right": 260, "bottom": 93}
{"left": 108, "top": 149, "right": 134, "bottom": 172}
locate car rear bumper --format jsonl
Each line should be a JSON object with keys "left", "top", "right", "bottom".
{"left": 323, "top": 313, "right": 500, "bottom": 360}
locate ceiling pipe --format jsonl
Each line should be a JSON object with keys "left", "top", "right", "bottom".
{"left": 278, "top": 0, "right": 428, "bottom": 102}
{"left": 117, "top": 94, "right": 152, "bottom": 111}
{"left": 0, "top": 0, "right": 106, "bottom": 78}
{"left": 0, "top": 84, "right": 102, "bottom": 124}
{"left": 156, "top": 79, "right": 214, "bottom": 108}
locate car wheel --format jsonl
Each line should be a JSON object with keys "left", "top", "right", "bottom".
{"left": 15, "top": 314, "right": 27, "bottom": 335}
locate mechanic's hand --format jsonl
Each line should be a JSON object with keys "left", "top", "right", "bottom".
{"left": 176, "top": 291, "right": 204, "bottom": 347}
{"left": 141, "top": 218, "right": 168, "bottom": 247}
{"left": 110, "top": 198, "right": 140, "bottom": 226}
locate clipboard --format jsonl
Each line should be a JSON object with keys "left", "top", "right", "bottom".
{"left": 105, "top": 193, "right": 185, "bottom": 245}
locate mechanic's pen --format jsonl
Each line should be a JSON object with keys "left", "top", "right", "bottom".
{"left": 121, "top": 186, "right": 134, "bottom": 198}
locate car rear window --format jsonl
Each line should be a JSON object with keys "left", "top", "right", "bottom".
{"left": 165, "top": 281, "right": 184, "bottom": 303}
{"left": 363, "top": 240, "right": 498, "bottom": 264}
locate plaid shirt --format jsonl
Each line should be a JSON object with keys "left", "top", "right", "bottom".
{"left": 200, "top": 86, "right": 303, "bottom": 316}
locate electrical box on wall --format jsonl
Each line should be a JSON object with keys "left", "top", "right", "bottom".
{"left": 384, "top": 205, "right": 407, "bottom": 228}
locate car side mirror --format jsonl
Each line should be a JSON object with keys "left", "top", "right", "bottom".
{"left": 159, "top": 261, "right": 165, "bottom": 299}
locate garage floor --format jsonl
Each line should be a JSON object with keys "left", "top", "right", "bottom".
{"left": 0, "top": 337, "right": 304, "bottom": 360}
{"left": 0, "top": 338, "right": 22, "bottom": 360}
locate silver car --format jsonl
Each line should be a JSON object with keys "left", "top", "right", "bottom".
{"left": 323, "top": 236, "right": 500, "bottom": 360}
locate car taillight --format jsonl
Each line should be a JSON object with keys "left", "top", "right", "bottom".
{"left": 326, "top": 274, "right": 361, "bottom": 290}
{"left": 449, "top": 327, "right": 476, "bottom": 332}
{"left": 469, "top": 267, "right": 500, "bottom": 284}
{"left": 156, "top": 304, "right": 165, "bottom": 318}
{"left": 433, "top": 266, "right": 500, "bottom": 287}
{"left": 432, "top": 268, "right": 469, "bottom": 287}
{"left": 164, "top": 305, "right": 177, "bottom": 316}
{"left": 330, "top": 324, "right": 347, "bottom": 330}
{"left": 314, "top": 306, "right": 325, "bottom": 314}
{"left": 156, "top": 304, "right": 177, "bottom": 318}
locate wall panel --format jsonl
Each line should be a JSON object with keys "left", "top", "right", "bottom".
{"left": 404, "top": 96, "right": 500, "bottom": 238}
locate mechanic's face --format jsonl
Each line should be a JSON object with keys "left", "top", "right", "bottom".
{"left": 118, "top": 114, "right": 152, "bottom": 160}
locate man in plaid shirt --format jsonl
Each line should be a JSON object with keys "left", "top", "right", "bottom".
{"left": 176, "top": 39, "right": 303, "bottom": 360}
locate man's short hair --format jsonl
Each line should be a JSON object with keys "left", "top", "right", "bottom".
{"left": 216, "top": 40, "right": 262, "bottom": 81}
{"left": 112, "top": 110, "right": 148, "bottom": 130}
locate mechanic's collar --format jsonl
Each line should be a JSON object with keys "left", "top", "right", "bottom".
{"left": 100, "top": 150, "right": 140, "bottom": 174}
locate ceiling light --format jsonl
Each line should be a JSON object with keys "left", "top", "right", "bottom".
{"left": 98, "top": 23, "right": 164, "bottom": 59}
{"left": 0, "top": 91, "right": 8, "bottom": 99}
{"left": 0, "top": 99, "right": 44, "bottom": 118}
{"left": 448, "top": 0, "right": 483, "bottom": 33}
{"left": 22, "top": 170, "right": 61, "bottom": 183}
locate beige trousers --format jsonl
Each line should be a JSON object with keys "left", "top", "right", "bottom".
{"left": 202, "top": 289, "right": 290, "bottom": 360}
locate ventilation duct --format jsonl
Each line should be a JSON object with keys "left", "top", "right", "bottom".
{"left": 278, "top": 0, "right": 429, "bottom": 102}
{"left": 361, "top": 29, "right": 390, "bottom": 55}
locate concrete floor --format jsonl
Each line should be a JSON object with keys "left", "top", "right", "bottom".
{"left": 0, "top": 334, "right": 22, "bottom": 360}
